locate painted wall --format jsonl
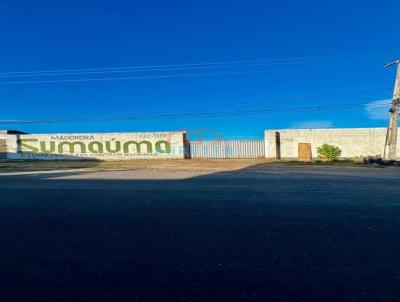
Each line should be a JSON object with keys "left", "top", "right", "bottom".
{"left": 3, "top": 128, "right": 399, "bottom": 160}
{"left": 0, "top": 134, "right": 7, "bottom": 160}
{"left": 6, "top": 131, "right": 187, "bottom": 160}
{"left": 265, "top": 128, "right": 400, "bottom": 159}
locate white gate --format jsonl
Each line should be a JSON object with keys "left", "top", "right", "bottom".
{"left": 189, "top": 140, "right": 265, "bottom": 159}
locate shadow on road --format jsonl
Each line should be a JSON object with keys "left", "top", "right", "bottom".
{"left": 0, "top": 163, "right": 400, "bottom": 302}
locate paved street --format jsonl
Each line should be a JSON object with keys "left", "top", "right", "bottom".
{"left": 1, "top": 163, "right": 400, "bottom": 301}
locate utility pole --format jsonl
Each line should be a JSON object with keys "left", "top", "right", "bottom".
{"left": 383, "top": 60, "right": 400, "bottom": 161}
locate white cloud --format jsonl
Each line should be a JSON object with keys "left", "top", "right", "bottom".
{"left": 290, "top": 120, "right": 334, "bottom": 129}
{"left": 365, "top": 99, "right": 391, "bottom": 120}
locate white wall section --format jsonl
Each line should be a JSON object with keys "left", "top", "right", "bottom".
{"left": 265, "top": 128, "right": 400, "bottom": 159}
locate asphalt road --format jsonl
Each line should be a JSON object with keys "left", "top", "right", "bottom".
{"left": 1, "top": 163, "right": 400, "bottom": 302}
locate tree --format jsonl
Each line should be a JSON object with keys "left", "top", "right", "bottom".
{"left": 317, "top": 144, "right": 342, "bottom": 161}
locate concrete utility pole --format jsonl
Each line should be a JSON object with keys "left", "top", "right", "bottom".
{"left": 383, "top": 60, "right": 400, "bottom": 161}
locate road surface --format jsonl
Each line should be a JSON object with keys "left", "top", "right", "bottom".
{"left": 0, "top": 162, "right": 399, "bottom": 301}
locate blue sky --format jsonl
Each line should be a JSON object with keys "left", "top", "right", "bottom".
{"left": 0, "top": 0, "right": 399, "bottom": 139}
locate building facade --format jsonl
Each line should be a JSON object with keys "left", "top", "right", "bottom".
{"left": 265, "top": 128, "right": 400, "bottom": 159}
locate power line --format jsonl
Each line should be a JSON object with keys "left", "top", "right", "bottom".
{"left": 0, "top": 62, "right": 381, "bottom": 86}
{"left": 151, "top": 88, "right": 391, "bottom": 113}
{"left": 0, "top": 54, "right": 357, "bottom": 76}
{"left": 89, "top": 88, "right": 389, "bottom": 117}
{"left": 0, "top": 88, "right": 388, "bottom": 121}
{"left": 0, "top": 100, "right": 391, "bottom": 125}
{"left": 0, "top": 66, "right": 337, "bottom": 85}
{"left": 0, "top": 52, "right": 385, "bottom": 85}
{"left": 102, "top": 101, "right": 391, "bottom": 120}
{"left": 0, "top": 61, "right": 329, "bottom": 79}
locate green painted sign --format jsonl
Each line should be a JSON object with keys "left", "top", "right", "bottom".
{"left": 16, "top": 138, "right": 171, "bottom": 154}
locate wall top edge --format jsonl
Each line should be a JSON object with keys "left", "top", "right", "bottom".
{"left": 3, "top": 131, "right": 186, "bottom": 136}
{"left": 264, "top": 127, "right": 388, "bottom": 133}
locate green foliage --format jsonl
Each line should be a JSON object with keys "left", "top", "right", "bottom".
{"left": 317, "top": 144, "right": 342, "bottom": 161}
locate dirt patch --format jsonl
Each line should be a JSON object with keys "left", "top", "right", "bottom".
{"left": 0, "top": 159, "right": 267, "bottom": 173}
{"left": 0, "top": 158, "right": 392, "bottom": 174}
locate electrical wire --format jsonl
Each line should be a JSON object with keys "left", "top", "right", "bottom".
{"left": 146, "top": 88, "right": 391, "bottom": 114}
{"left": 0, "top": 100, "right": 391, "bottom": 125}
{"left": 0, "top": 54, "right": 356, "bottom": 76}
{"left": 0, "top": 88, "right": 388, "bottom": 123}
{"left": 0, "top": 61, "right": 331, "bottom": 78}
{"left": 0, "top": 67, "right": 337, "bottom": 85}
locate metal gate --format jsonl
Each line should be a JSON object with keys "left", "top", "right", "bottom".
{"left": 189, "top": 140, "right": 265, "bottom": 159}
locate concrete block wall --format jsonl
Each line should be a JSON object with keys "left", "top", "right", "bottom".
{"left": 265, "top": 128, "right": 400, "bottom": 159}
{"left": 0, "top": 133, "right": 7, "bottom": 160}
